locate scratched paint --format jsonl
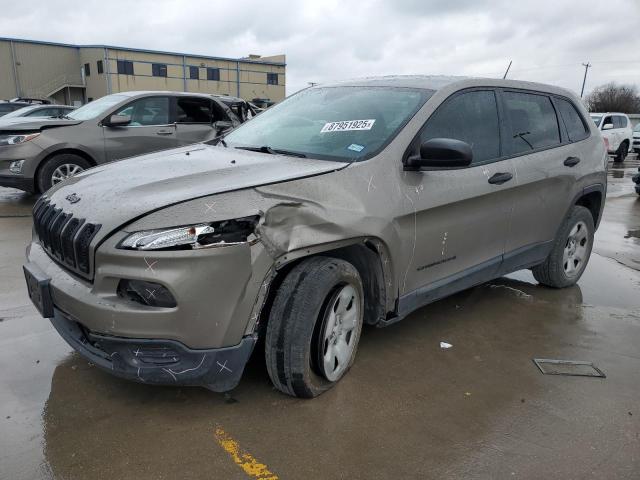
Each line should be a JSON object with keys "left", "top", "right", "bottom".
{"left": 214, "top": 427, "right": 279, "bottom": 479}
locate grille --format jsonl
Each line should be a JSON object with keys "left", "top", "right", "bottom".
{"left": 32, "top": 199, "right": 101, "bottom": 277}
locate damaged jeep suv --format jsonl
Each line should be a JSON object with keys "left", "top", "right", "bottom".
{"left": 24, "top": 77, "right": 607, "bottom": 398}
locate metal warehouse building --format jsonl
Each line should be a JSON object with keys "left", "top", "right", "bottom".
{"left": 0, "top": 37, "right": 286, "bottom": 105}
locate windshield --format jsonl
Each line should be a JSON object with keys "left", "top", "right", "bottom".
{"left": 634, "top": 123, "right": 640, "bottom": 132}
{"left": 590, "top": 115, "right": 602, "bottom": 127}
{"left": 224, "top": 86, "right": 433, "bottom": 162}
{"left": 0, "top": 104, "right": 24, "bottom": 115}
{"left": 67, "top": 95, "right": 128, "bottom": 121}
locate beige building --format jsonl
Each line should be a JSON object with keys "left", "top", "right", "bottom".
{"left": 0, "top": 37, "right": 286, "bottom": 105}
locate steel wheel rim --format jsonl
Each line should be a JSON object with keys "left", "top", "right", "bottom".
{"left": 318, "top": 283, "right": 361, "bottom": 382}
{"left": 563, "top": 220, "right": 589, "bottom": 277}
{"left": 51, "top": 163, "right": 84, "bottom": 185}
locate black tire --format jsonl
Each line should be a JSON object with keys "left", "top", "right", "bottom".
{"left": 532, "top": 205, "right": 594, "bottom": 288}
{"left": 37, "top": 154, "right": 91, "bottom": 193}
{"left": 265, "top": 256, "right": 364, "bottom": 398}
{"left": 614, "top": 141, "right": 628, "bottom": 162}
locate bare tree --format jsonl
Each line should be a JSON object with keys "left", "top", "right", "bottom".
{"left": 586, "top": 83, "right": 640, "bottom": 113}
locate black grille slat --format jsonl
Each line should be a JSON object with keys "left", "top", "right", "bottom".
{"left": 75, "top": 223, "right": 101, "bottom": 274}
{"left": 61, "top": 218, "right": 84, "bottom": 268}
{"left": 49, "top": 212, "right": 71, "bottom": 260}
{"left": 31, "top": 199, "right": 98, "bottom": 279}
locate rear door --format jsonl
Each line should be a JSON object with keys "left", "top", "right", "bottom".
{"left": 397, "top": 89, "right": 517, "bottom": 307}
{"left": 173, "top": 96, "right": 217, "bottom": 146}
{"left": 501, "top": 90, "right": 587, "bottom": 264}
{"left": 103, "top": 95, "right": 177, "bottom": 161}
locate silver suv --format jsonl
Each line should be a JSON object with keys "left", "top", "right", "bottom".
{"left": 23, "top": 76, "right": 607, "bottom": 398}
{"left": 0, "top": 91, "right": 240, "bottom": 193}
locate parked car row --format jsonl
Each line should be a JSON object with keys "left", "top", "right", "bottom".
{"left": 22, "top": 76, "right": 607, "bottom": 398}
{"left": 0, "top": 91, "right": 251, "bottom": 193}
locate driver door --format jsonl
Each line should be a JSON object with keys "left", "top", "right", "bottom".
{"left": 103, "top": 96, "right": 177, "bottom": 161}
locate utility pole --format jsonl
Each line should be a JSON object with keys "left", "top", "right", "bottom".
{"left": 503, "top": 60, "right": 512, "bottom": 79}
{"left": 308, "top": 82, "right": 318, "bottom": 87}
{"left": 580, "top": 62, "right": 591, "bottom": 98}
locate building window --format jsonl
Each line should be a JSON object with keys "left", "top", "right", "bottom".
{"left": 207, "top": 67, "right": 220, "bottom": 81}
{"left": 189, "top": 66, "right": 199, "bottom": 80}
{"left": 267, "top": 73, "right": 278, "bottom": 85}
{"left": 97, "top": 60, "right": 104, "bottom": 74}
{"left": 83, "top": 63, "right": 90, "bottom": 76}
{"left": 152, "top": 63, "right": 168, "bottom": 77}
{"left": 117, "top": 60, "right": 134, "bottom": 75}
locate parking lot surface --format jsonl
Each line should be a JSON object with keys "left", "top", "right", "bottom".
{"left": 1, "top": 158, "right": 639, "bottom": 479}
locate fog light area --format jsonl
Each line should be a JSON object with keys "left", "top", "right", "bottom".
{"left": 117, "top": 279, "right": 177, "bottom": 308}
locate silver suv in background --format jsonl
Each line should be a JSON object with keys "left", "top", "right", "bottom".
{"left": 590, "top": 112, "right": 633, "bottom": 162}
{"left": 24, "top": 76, "right": 607, "bottom": 398}
{"left": 0, "top": 91, "right": 240, "bottom": 193}
{"left": 0, "top": 104, "right": 75, "bottom": 123}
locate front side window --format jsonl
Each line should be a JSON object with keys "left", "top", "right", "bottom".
{"left": 114, "top": 97, "right": 169, "bottom": 126}
{"left": 176, "top": 97, "right": 212, "bottom": 123}
{"left": 420, "top": 90, "right": 500, "bottom": 164}
{"left": 602, "top": 116, "right": 613, "bottom": 129}
{"left": 267, "top": 73, "right": 278, "bottom": 85}
{"left": 67, "top": 94, "right": 128, "bottom": 121}
{"left": 503, "top": 91, "right": 560, "bottom": 154}
{"left": 189, "top": 66, "right": 199, "bottom": 80}
{"left": 224, "top": 86, "right": 433, "bottom": 162}
{"left": 555, "top": 98, "right": 589, "bottom": 142}
{"left": 207, "top": 68, "right": 220, "bottom": 81}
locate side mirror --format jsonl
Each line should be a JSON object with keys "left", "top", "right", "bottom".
{"left": 213, "top": 120, "right": 233, "bottom": 132}
{"left": 104, "top": 114, "right": 131, "bottom": 127}
{"left": 602, "top": 123, "right": 613, "bottom": 130}
{"left": 404, "top": 138, "right": 473, "bottom": 171}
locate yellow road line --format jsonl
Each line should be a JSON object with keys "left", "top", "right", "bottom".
{"left": 214, "top": 426, "right": 279, "bottom": 480}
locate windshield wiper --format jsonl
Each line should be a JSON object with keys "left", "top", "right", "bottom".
{"left": 235, "top": 145, "right": 307, "bottom": 158}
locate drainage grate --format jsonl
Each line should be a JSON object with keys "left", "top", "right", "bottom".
{"left": 533, "top": 358, "right": 606, "bottom": 378}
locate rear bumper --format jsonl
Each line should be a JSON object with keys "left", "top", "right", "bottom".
{"left": 51, "top": 308, "right": 257, "bottom": 391}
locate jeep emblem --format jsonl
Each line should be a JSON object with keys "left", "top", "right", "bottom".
{"left": 66, "top": 193, "right": 81, "bottom": 204}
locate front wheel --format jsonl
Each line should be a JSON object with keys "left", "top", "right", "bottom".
{"left": 532, "top": 205, "right": 594, "bottom": 288}
{"left": 37, "top": 154, "right": 90, "bottom": 193}
{"left": 265, "top": 257, "right": 364, "bottom": 398}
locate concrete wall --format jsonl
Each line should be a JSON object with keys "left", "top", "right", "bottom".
{"left": 0, "top": 41, "right": 17, "bottom": 98}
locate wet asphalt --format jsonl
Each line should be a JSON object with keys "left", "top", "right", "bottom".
{"left": 1, "top": 158, "right": 639, "bottom": 480}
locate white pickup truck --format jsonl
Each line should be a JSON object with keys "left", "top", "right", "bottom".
{"left": 590, "top": 112, "right": 633, "bottom": 162}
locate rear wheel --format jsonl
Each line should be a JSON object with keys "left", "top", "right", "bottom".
{"left": 532, "top": 205, "right": 594, "bottom": 288}
{"left": 615, "top": 141, "right": 628, "bottom": 162}
{"left": 37, "top": 154, "right": 90, "bottom": 193}
{"left": 265, "top": 257, "right": 364, "bottom": 398}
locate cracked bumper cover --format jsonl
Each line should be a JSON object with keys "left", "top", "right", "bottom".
{"left": 51, "top": 308, "right": 257, "bottom": 391}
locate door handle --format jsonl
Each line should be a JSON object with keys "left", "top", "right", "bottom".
{"left": 564, "top": 156, "right": 581, "bottom": 167}
{"left": 156, "top": 129, "right": 174, "bottom": 135}
{"left": 488, "top": 172, "right": 513, "bottom": 185}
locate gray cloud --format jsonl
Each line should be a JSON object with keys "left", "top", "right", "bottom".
{"left": 0, "top": 0, "right": 638, "bottom": 97}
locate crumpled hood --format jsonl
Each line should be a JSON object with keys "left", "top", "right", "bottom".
{"left": 46, "top": 143, "right": 347, "bottom": 237}
{"left": 0, "top": 118, "right": 81, "bottom": 131}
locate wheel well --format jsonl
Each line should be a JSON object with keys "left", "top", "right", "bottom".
{"left": 34, "top": 148, "right": 97, "bottom": 193}
{"left": 575, "top": 190, "right": 602, "bottom": 226}
{"left": 257, "top": 242, "right": 387, "bottom": 337}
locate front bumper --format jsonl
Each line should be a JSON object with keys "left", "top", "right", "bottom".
{"left": 51, "top": 307, "right": 257, "bottom": 390}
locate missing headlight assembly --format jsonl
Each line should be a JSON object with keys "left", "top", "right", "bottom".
{"left": 118, "top": 215, "right": 260, "bottom": 251}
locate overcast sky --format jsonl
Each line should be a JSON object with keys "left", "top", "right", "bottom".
{"left": 1, "top": 0, "right": 639, "bottom": 97}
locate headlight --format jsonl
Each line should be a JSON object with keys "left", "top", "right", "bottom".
{"left": 118, "top": 216, "right": 259, "bottom": 251}
{"left": 0, "top": 132, "right": 40, "bottom": 146}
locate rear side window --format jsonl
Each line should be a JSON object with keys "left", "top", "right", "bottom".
{"left": 555, "top": 98, "right": 589, "bottom": 142}
{"left": 176, "top": 97, "right": 212, "bottom": 123}
{"left": 616, "top": 116, "right": 628, "bottom": 128}
{"left": 420, "top": 90, "right": 500, "bottom": 164}
{"left": 503, "top": 91, "right": 560, "bottom": 154}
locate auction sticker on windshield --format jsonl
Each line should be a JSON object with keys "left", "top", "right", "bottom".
{"left": 321, "top": 119, "right": 376, "bottom": 133}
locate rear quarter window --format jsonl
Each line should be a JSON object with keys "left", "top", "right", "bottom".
{"left": 555, "top": 98, "right": 589, "bottom": 142}
{"left": 503, "top": 91, "right": 560, "bottom": 155}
